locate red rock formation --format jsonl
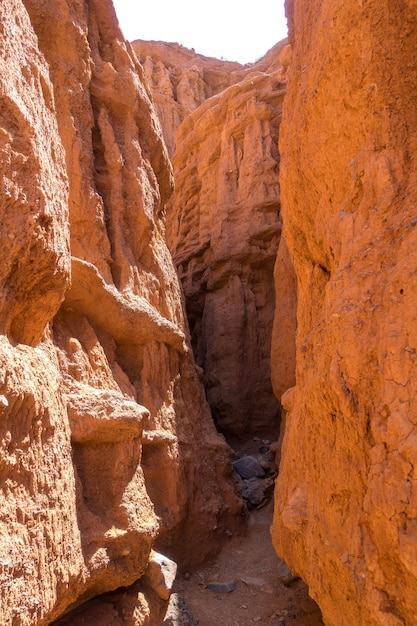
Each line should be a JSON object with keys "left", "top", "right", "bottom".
{"left": 271, "top": 236, "right": 297, "bottom": 401}
{"left": 271, "top": 1, "right": 417, "bottom": 624}
{"left": 0, "top": 1, "right": 242, "bottom": 624}
{"left": 133, "top": 40, "right": 291, "bottom": 156}
{"left": 135, "top": 40, "right": 292, "bottom": 438}
{"left": 132, "top": 41, "right": 244, "bottom": 156}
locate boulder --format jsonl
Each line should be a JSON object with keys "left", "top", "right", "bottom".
{"left": 143, "top": 551, "right": 177, "bottom": 601}
{"left": 233, "top": 456, "right": 266, "bottom": 479}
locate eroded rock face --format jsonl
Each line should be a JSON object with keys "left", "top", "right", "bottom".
{"left": 0, "top": 0, "right": 70, "bottom": 347}
{"left": 272, "top": 1, "right": 417, "bottom": 624}
{"left": 132, "top": 41, "right": 245, "bottom": 156}
{"left": 138, "top": 41, "right": 291, "bottom": 437}
{"left": 168, "top": 65, "right": 285, "bottom": 437}
{"left": 133, "top": 41, "right": 290, "bottom": 157}
{"left": 0, "top": 1, "right": 242, "bottom": 624}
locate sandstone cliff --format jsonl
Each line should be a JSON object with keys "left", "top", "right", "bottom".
{"left": 134, "top": 40, "right": 294, "bottom": 438}
{"left": 133, "top": 40, "right": 292, "bottom": 157}
{"left": 132, "top": 41, "right": 243, "bottom": 156}
{"left": 271, "top": 1, "right": 417, "bottom": 625}
{"left": 0, "top": 1, "right": 242, "bottom": 624}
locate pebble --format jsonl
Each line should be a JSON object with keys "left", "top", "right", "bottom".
{"left": 240, "top": 575, "right": 274, "bottom": 594}
{"left": 205, "top": 580, "right": 236, "bottom": 593}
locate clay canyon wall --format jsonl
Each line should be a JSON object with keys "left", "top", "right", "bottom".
{"left": 272, "top": 1, "right": 417, "bottom": 625}
{"left": 0, "top": 1, "right": 242, "bottom": 624}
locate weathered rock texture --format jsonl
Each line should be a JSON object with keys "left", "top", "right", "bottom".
{"left": 0, "top": 1, "right": 242, "bottom": 624}
{"left": 133, "top": 40, "right": 292, "bottom": 158}
{"left": 132, "top": 41, "right": 244, "bottom": 157}
{"left": 134, "top": 40, "right": 293, "bottom": 437}
{"left": 272, "top": 1, "right": 417, "bottom": 625}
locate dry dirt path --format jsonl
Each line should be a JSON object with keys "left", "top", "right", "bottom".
{"left": 174, "top": 500, "right": 324, "bottom": 626}
{"left": 174, "top": 433, "right": 324, "bottom": 626}
{"left": 53, "top": 435, "right": 324, "bottom": 626}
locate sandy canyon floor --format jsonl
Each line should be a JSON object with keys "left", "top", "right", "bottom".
{"left": 175, "top": 501, "right": 324, "bottom": 626}
{"left": 174, "top": 435, "right": 324, "bottom": 626}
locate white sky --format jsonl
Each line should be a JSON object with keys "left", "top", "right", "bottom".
{"left": 112, "top": 0, "right": 288, "bottom": 64}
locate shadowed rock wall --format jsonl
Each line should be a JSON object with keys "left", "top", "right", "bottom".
{"left": 0, "top": 1, "right": 242, "bottom": 624}
{"left": 271, "top": 1, "right": 417, "bottom": 624}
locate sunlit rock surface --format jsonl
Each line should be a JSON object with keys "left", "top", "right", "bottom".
{"left": 133, "top": 40, "right": 291, "bottom": 157}
{"left": 133, "top": 40, "right": 244, "bottom": 156}
{"left": 0, "top": 1, "right": 242, "bottom": 623}
{"left": 271, "top": 1, "right": 417, "bottom": 624}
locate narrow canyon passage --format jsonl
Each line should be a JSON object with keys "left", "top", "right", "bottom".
{"left": 129, "top": 38, "right": 311, "bottom": 625}
{"left": 2, "top": 1, "right": 417, "bottom": 625}
{"left": 54, "top": 432, "right": 324, "bottom": 626}
{"left": 50, "top": 35, "right": 311, "bottom": 625}
{"left": 173, "top": 436, "right": 324, "bottom": 626}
